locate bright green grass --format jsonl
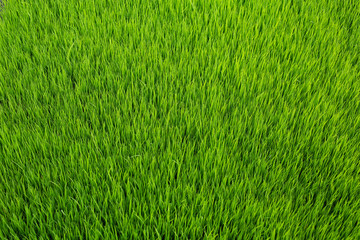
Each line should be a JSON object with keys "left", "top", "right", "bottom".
{"left": 0, "top": 0, "right": 360, "bottom": 239}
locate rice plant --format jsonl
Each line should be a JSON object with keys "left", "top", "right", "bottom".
{"left": 0, "top": 0, "right": 359, "bottom": 239}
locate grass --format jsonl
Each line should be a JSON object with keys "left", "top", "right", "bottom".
{"left": 0, "top": 0, "right": 360, "bottom": 239}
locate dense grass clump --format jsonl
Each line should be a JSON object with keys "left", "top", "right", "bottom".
{"left": 1, "top": 0, "right": 360, "bottom": 239}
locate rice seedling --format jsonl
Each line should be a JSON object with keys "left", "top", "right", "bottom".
{"left": 0, "top": 0, "right": 359, "bottom": 239}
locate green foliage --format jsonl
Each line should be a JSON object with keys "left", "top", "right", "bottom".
{"left": 0, "top": 0, "right": 359, "bottom": 239}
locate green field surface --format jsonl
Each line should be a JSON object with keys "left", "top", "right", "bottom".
{"left": 0, "top": 0, "right": 360, "bottom": 239}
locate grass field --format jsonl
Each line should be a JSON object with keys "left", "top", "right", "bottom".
{"left": 1, "top": 0, "right": 360, "bottom": 239}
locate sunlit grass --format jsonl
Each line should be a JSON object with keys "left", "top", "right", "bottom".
{"left": 0, "top": 0, "right": 360, "bottom": 239}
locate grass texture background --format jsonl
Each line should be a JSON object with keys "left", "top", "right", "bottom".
{"left": 0, "top": 0, "right": 360, "bottom": 239}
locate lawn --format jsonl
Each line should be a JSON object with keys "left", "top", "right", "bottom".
{"left": 0, "top": 0, "right": 360, "bottom": 239}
